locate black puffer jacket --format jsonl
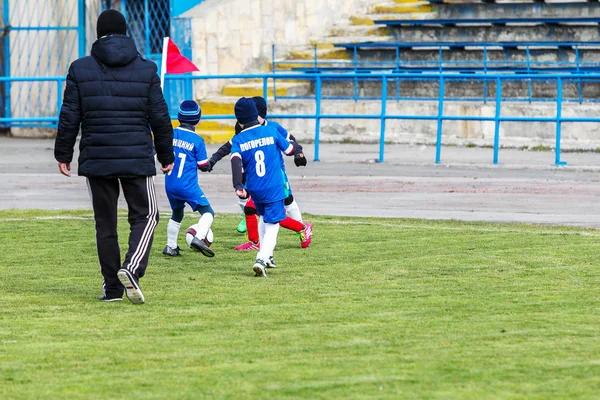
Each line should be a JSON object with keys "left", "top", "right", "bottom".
{"left": 54, "top": 35, "right": 174, "bottom": 177}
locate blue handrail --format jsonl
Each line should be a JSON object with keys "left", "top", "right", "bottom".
{"left": 4, "top": 72, "right": 599, "bottom": 166}
{"left": 162, "top": 72, "right": 600, "bottom": 166}
{"left": 273, "top": 42, "right": 600, "bottom": 73}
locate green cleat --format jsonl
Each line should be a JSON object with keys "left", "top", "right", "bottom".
{"left": 237, "top": 216, "right": 247, "bottom": 233}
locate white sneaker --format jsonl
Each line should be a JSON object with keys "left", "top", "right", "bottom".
{"left": 253, "top": 259, "right": 267, "bottom": 277}
{"left": 117, "top": 269, "right": 145, "bottom": 304}
{"left": 266, "top": 256, "right": 277, "bottom": 269}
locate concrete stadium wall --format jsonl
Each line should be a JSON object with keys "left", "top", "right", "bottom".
{"left": 183, "top": 0, "right": 374, "bottom": 95}
{"left": 268, "top": 100, "right": 600, "bottom": 150}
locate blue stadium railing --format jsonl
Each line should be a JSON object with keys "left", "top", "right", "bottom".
{"left": 5, "top": 72, "right": 600, "bottom": 166}
{"left": 162, "top": 72, "right": 600, "bottom": 166}
{"left": 272, "top": 42, "right": 600, "bottom": 75}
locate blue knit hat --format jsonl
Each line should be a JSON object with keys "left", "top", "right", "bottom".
{"left": 234, "top": 97, "right": 258, "bottom": 125}
{"left": 252, "top": 96, "right": 267, "bottom": 118}
{"left": 178, "top": 100, "right": 201, "bottom": 125}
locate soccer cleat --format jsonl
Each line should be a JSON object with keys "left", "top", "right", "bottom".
{"left": 235, "top": 241, "right": 260, "bottom": 251}
{"left": 253, "top": 259, "right": 268, "bottom": 277}
{"left": 117, "top": 269, "right": 145, "bottom": 305}
{"left": 162, "top": 245, "right": 181, "bottom": 257}
{"left": 266, "top": 256, "right": 277, "bottom": 269}
{"left": 190, "top": 237, "right": 215, "bottom": 258}
{"left": 237, "top": 217, "right": 247, "bottom": 233}
{"left": 299, "top": 223, "right": 313, "bottom": 249}
{"left": 98, "top": 295, "right": 123, "bottom": 302}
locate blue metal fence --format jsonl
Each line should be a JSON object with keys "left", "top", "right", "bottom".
{"left": 163, "top": 72, "right": 600, "bottom": 166}
{"left": 1, "top": 0, "right": 85, "bottom": 128}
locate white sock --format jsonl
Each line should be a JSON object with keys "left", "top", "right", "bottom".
{"left": 257, "top": 222, "right": 280, "bottom": 261}
{"left": 238, "top": 197, "right": 247, "bottom": 212}
{"left": 285, "top": 200, "right": 302, "bottom": 222}
{"left": 258, "top": 216, "right": 266, "bottom": 244}
{"left": 196, "top": 213, "right": 214, "bottom": 240}
{"left": 167, "top": 219, "right": 181, "bottom": 248}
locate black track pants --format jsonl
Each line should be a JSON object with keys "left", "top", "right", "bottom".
{"left": 87, "top": 176, "right": 159, "bottom": 298}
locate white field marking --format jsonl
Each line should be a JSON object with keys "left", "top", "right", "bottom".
{"left": 309, "top": 219, "right": 600, "bottom": 237}
{"left": 1, "top": 214, "right": 599, "bottom": 237}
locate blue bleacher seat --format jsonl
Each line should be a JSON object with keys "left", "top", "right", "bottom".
{"left": 374, "top": 17, "right": 600, "bottom": 27}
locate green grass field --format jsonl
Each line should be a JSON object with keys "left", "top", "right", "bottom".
{"left": 1, "top": 209, "right": 600, "bottom": 399}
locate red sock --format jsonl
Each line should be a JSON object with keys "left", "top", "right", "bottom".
{"left": 246, "top": 214, "right": 259, "bottom": 242}
{"left": 280, "top": 216, "right": 304, "bottom": 232}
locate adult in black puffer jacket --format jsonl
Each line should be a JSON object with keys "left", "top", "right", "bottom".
{"left": 54, "top": 10, "right": 174, "bottom": 304}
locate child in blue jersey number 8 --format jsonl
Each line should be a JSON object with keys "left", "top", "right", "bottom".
{"left": 163, "top": 100, "right": 215, "bottom": 258}
{"left": 230, "top": 97, "right": 297, "bottom": 277}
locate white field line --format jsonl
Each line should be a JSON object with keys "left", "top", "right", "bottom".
{"left": 0, "top": 214, "right": 599, "bottom": 237}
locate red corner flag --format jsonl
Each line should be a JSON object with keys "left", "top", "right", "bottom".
{"left": 160, "top": 37, "right": 199, "bottom": 89}
{"left": 165, "top": 38, "right": 199, "bottom": 74}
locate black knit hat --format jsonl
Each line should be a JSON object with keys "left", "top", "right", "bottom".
{"left": 252, "top": 96, "right": 267, "bottom": 118}
{"left": 96, "top": 10, "right": 127, "bottom": 39}
{"left": 234, "top": 97, "right": 258, "bottom": 125}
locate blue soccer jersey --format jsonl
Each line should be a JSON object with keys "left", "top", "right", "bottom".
{"left": 230, "top": 124, "right": 294, "bottom": 204}
{"left": 165, "top": 127, "right": 210, "bottom": 209}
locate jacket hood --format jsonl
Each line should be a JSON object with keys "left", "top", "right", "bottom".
{"left": 91, "top": 35, "right": 139, "bottom": 68}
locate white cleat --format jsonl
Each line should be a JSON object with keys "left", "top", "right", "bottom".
{"left": 253, "top": 259, "right": 268, "bottom": 277}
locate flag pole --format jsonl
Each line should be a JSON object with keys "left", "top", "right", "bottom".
{"left": 160, "top": 37, "right": 169, "bottom": 91}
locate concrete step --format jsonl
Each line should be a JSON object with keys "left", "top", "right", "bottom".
{"left": 170, "top": 120, "right": 234, "bottom": 144}
{"left": 195, "top": 130, "right": 234, "bottom": 145}
{"left": 308, "top": 35, "right": 396, "bottom": 46}
{"left": 289, "top": 48, "right": 352, "bottom": 60}
{"left": 327, "top": 24, "right": 391, "bottom": 37}
{"left": 199, "top": 98, "right": 237, "bottom": 116}
{"left": 221, "top": 82, "right": 311, "bottom": 97}
{"left": 352, "top": 48, "right": 600, "bottom": 64}
{"left": 347, "top": 13, "right": 436, "bottom": 27}
{"left": 315, "top": 79, "right": 600, "bottom": 100}
{"left": 372, "top": 1, "right": 433, "bottom": 13}
{"left": 438, "top": 3, "right": 600, "bottom": 19}
{"left": 388, "top": 26, "right": 600, "bottom": 43}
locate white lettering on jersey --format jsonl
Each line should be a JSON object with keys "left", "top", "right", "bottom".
{"left": 239, "top": 136, "right": 275, "bottom": 152}
{"left": 173, "top": 139, "right": 194, "bottom": 152}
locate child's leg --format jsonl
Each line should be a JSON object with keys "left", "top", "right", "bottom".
{"left": 245, "top": 198, "right": 259, "bottom": 243}
{"left": 257, "top": 217, "right": 279, "bottom": 262}
{"left": 284, "top": 194, "right": 302, "bottom": 222}
{"left": 167, "top": 207, "right": 185, "bottom": 248}
{"left": 194, "top": 204, "right": 214, "bottom": 240}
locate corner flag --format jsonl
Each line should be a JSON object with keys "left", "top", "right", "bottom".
{"left": 160, "top": 37, "right": 199, "bottom": 89}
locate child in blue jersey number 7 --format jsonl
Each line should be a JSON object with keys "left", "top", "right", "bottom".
{"left": 163, "top": 100, "right": 215, "bottom": 258}
{"left": 230, "top": 97, "right": 296, "bottom": 277}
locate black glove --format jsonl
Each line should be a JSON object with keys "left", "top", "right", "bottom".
{"left": 198, "top": 159, "right": 215, "bottom": 172}
{"left": 294, "top": 153, "right": 307, "bottom": 167}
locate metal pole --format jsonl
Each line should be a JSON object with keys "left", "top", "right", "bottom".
{"left": 483, "top": 44, "right": 488, "bottom": 103}
{"left": 575, "top": 46, "right": 582, "bottom": 103}
{"left": 263, "top": 77, "right": 268, "bottom": 100}
{"left": 493, "top": 78, "right": 502, "bottom": 164}
{"left": 314, "top": 76, "right": 321, "bottom": 162}
{"left": 526, "top": 46, "right": 532, "bottom": 103}
{"left": 555, "top": 78, "right": 567, "bottom": 166}
{"left": 144, "top": 0, "right": 150, "bottom": 59}
{"left": 353, "top": 46, "right": 358, "bottom": 101}
{"left": 121, "top": 0, "right": 128, "bottom": 20}
{"left": 272, "top": 44, "right": 277, "bottom": 101}
{"left": 78, "top": 0, "right": 86, "bottom": 57}
{"left": 57, "top": 78, "right": 63, "bottom": 124}
{"left": 3, "top": 0, "right": 10, "bottom": 128}
{"left": 378, "top": 76, "right": 387, "bottom": 163}
{"left": 435, "top": 77, "right": 445, "bottom": 164}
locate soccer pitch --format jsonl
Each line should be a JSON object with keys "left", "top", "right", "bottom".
{"left": 1, "top": 210, "right": 599, "bottom": 399}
